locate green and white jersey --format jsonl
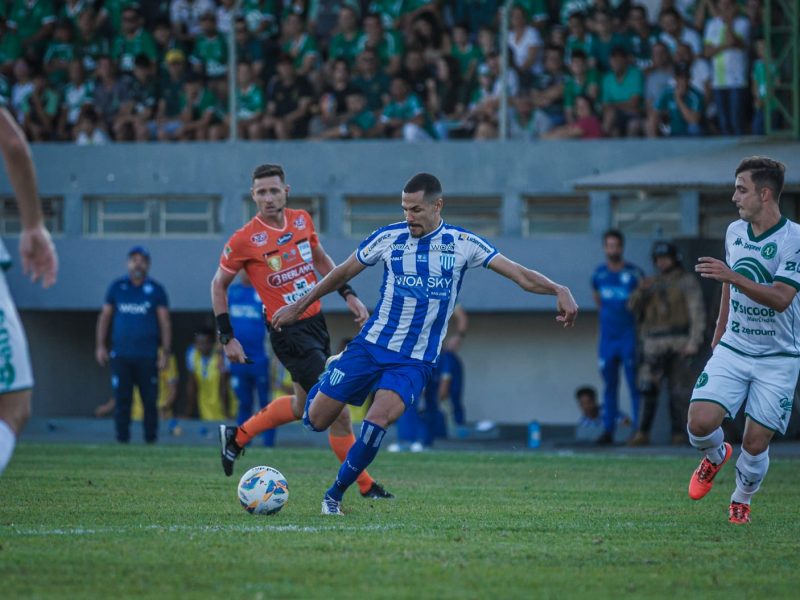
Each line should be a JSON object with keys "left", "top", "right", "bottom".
{"left": 720, "top": 217, "right": 800, "bottom": 357}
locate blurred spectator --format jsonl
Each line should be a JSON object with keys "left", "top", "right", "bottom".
{"left": 427, "top": 55, "right": 467, "bottom": 139}
{"left": 601, "top": 46, "right": 644, "bottom": 137}
{"left": 57, "top": 58, "right": 93, "bottom": 141}
{"left": 574, "top": 385, "right": 632, "bottom": 444}
{"left": 152, "top": 19, "right": 180, "bottom": 77}
{"left": 98, "top": 0, "right": 142, "bottom": 35}
{"left": 185, "top": 328, "right": 234, "bottom": 421}
{"left": 216, "top": 0, "right": 238, "bottom": 34}
{"left": 744, "top": 0, "right": 763, "bottom": 40}
{"left": 60, "top": 0, "right": 92, "bottom": 27}
{"left": 312, "top": 58, "right": 354, "bottom": 135}
{"left": 21, "top": 70, "right": 59, "bottom": 141}
{"left": 281, "top": 12, "right": 320, "bottom": 80}
{"left": 316, "top": 89, "right": 379, "bottom": 139}
{"left": 450, "top": 21, "right": 481, "bottom": 85}
{"left": 542, "top": 94, "right": 603, "bottom": 138}
{"left": 703, "top": 0, "right": 750, "bottom": 135}
{"left": 241, "top": 0, "right": 279, "bottom": 40}
{"left": 0, "top": 17, "right": 23, "bottom": 78}
{"left": 149, "top": 48, "right": 187, "bottom": 141}
{"left": 590, "top": 10, "right": 627, "bottom": 72}
{"left": 565, "top": 11, "right": 594, "bottom": 65}
{"left": 380, "top": 76, "right": 434, "bottom": 141}
{"left": 563, "top": 49, "right": 599, "bottom": 123}
{"left": 112, "top": 6, "right": 158, "bottom": 75}
{"left": 232, "top": 61, "right": 265, "bottom": 139}
{"left": 628, "top": 241, "right": 705, "bottom": 447}
{"left": 644, "top": 42, "right": 673, "bottom": 116}
{"left": 76, "top": 7, "right": 109, "bottom": 75}
{"left": 675, "top": 41, "right": 712, "bottom": 107}
{"left": 114, "top": 54, "right": 158, "bottom": 141}
{"left": 401, "top": 48, "right": 434, "bottom": 100}
{"left": 407, "top": 11, "right": 449, "bottom": 64}
{"left": 751, "top": 37, "right": 778, "bottom": 135}
{"left": 467, "top": 63, "right": 497, "bottom": 123}
{"left": 327, "top": 5, "right": 362, "bottom": 67}
{"left": 170, "top": 0, "right": 216, "bottom": 43}
{"left": 530, "top": 45, "right": 566, "bottom": 136}
{"left": 450, "top": 0, "right": 499, "bottom": 33}
{"left": 356, "top": 12, "right": 403, "bottom": 76}
{"left": 92, "top": 55, "right": 126, "bottom": 136}
{"left": 75, "top": 105, "right": 110, "bottom": 144}
{"left": 177, "top": 72, "right": 223, "bottom": 140}
{"left": 508, "top": 94, "right": 536, "bottom": 140}
{"left": 351, "top": 48, "right": 390, "bottom": 112}
{"left": 10, "top": 59, "right": 34, "bottom": 124}
{"left": 310, "top": 0, "right": 359, "bottom": 45}
{"left": 7, "top": 0, "right": 57, "bottom": 60}
{"left": 624, "top": 4, "right": 659, "bottom": 71}
{"left": 476, "top": 24, "right": 497, "bottom": 59}
{"left": 43, "top": 19, "right": 76, "bottom": 89}
{"left": 648, "top": 63, "right": 704, "bottom": 137}
{"left": 473, "top": 118, "right": 497, "bottom": 139}
{"left": 234, "top": 17, "right": 266, "bottom": 82}
{"left": 191, "top": 11, "right": 228, "bottom": 99}
{"left": 659, "top": 7, "right": 702, "bottom": 57}
{"left": 261, "top": 55, "right": 313, "bottom": 139}
{"left": 507, "top": 4, "right": 543, "bottom": 85}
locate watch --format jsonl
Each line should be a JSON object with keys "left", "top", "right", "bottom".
{"left": 219, "top": 332, "right": 234, "bottom": 346}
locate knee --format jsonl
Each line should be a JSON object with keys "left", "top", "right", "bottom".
{"left": 0, "top": 393, "right": 32, "bottom": 434}
{"left": 686, "top": 414, "right": 716, "bottom": 437}
{"left": 742, "top": 437, "right": 769, "bottom": 456}
{"left": 290, "top": 395, "right": 304, "bottom": 419}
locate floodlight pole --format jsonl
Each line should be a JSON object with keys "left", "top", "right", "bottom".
{"left": 499, "top": 0, "right": 512, "bottom": 140}
{"left": 228, "top": 1, "right": 240, "bottom": 142}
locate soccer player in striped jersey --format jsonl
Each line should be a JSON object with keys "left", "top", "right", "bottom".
{"left": 690, "top": 156, "right": 799, "bottom": 524}
{"left": 271, "top": 173, "right": 579, "bottom": 515}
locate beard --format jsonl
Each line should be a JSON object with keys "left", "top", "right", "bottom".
{"left": 606, "top": 253, "right": 622, "bottom": 263}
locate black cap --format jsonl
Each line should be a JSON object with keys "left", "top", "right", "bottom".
{"left": 652, "top": 241, "right": 680, "bottom": 261}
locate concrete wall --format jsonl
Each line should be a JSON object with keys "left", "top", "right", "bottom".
{"left": 3, "top": 140, "right": 735, "bottom": 423}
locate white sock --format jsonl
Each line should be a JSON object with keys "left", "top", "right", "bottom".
{"left": 688, "top": 426, "right": 727, "bottom": 465}
{"left": 0, "top": 419, "right": 17, "bottom": 475}
{"left": 731, "top": 447, "right": 769, "bottom": 505}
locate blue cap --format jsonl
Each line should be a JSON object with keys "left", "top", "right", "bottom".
{"left": 128, "top": 245, "right": 150, "bottom": 260}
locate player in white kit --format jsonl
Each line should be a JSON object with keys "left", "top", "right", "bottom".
{"left": 0, "top": 107, "right": 59, "bottom": 475}
{"left": 689, "top": 156, "right": 797, "bottom": 524}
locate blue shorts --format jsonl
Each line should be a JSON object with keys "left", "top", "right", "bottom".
{"left": 317, "top": 338, "right": 433, "bottom": 409}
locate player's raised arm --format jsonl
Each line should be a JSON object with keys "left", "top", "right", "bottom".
{"left": 487, "top": 254, "right": 579, "bottom": 327}
{"left": 272, "top": 252, "right": 367, "bottom": 330}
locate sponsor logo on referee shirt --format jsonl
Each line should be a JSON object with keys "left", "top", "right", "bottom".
{"left": 267, "top": 255, "right": 282, "bottom": 271}
{"left": 250, "top": 232, "right": 268, "bottom": 246}
{"left": 293, "top": 216, "right": 306, "bottom": 230}
{"left": 267, "top": 262, "right": 314, "bottom": 287}
{"left": 277, "top": 232, "right": 293, "bottom": 246}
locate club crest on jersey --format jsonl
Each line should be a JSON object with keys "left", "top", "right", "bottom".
{"left": 440, "top": 254, "right": 456, "bottom": 270}
{"left": 329, "top": 368, "right": 345, "bottom": 385}
{"left": 761, "top": 242, "right": 777, "bottom": 260}
{"left": 293, "top": 216, "right": 306, "bottom": 230}
{"left": 250, "top": 232, "right": 268, "bottom": 246}
{"left": 277, "top": 232, "right": 293, "bottom": 246}
{"left": 266, "top": 255, "right": 282, "bottom": 271}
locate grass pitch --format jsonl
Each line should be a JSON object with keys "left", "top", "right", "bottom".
{"left": 2, "top": 443, "right": 799, "bottom": 599}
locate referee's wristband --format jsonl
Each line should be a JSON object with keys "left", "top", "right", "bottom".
{"left": 215, "top": 313, "right": 233, "bottom": 336}
{"left": 338, "top": 284, "right": 357, "bottom": 299}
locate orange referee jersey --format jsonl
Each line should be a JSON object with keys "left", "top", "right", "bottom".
{"left": 220, "top": 208, "right": 322, "bottom": 323}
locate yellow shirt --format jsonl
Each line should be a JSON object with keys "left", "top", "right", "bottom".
{"left": 131, "top": 355, "right": 179, "bottom": 420}
{"left": 188, "top": 347, "right": 237, "bottom": 421}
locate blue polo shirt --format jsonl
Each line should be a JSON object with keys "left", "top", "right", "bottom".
{"left": 228, "top": 282, "right": 267, "bottom": 360}
{"left": 591, "top": 262, "right": 644, "bottom": 338}
{"left": 105, "top": 276, "right": 168, "bottom": 358}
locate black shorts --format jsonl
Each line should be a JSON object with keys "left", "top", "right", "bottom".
{"left": 268, "top": 312, "right": 331, "bottom": 393}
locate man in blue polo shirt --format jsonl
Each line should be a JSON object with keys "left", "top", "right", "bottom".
{"left": 228, "top": 271, "right": 273, "bottom": 446}
{"left": 95, "top": 246, "right": 171, "bottom": 443}
{"left": 591, "top": 229, "right": 644, "bottom": 444}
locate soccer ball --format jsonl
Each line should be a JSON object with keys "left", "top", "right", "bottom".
{"left": 237, "top": 466, "right": 289, "bottom": 515}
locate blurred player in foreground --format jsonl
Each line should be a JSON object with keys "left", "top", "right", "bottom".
{"left": 213, "top": 163, "right": 393, "bottom": 499}
{"left": 0, "top": 107, "right": 58, "bottom": 475}
{"left": 272, "top": 172, "right": 578, "bottom": 515}
{"left": 689, "top": 156, "right": 797, "bottom": 524}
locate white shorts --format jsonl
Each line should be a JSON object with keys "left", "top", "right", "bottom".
{"left": 0, "top": 271, "right": 34, "bottom": 394}
{"left": 691, "top": 344, "right": 798, "bottom": 434}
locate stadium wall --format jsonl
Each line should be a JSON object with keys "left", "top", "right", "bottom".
{"left": 2, "top": 140, "right": 739, "bottom": 424}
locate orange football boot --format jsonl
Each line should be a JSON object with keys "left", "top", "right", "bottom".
{"left": 729, "top": 501, "right": 751, "bottom": 524}
{"left": 688, "top": 442, "right": 733, "bottom": 500}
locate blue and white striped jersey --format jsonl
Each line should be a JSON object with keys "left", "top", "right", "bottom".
{"left": 355, "top": 220, "right": 498, "bottom": 363}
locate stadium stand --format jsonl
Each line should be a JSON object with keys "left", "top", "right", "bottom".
{"left": 0, "top": 0, "right": 782, "bottom": 142}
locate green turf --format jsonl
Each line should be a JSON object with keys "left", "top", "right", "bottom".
{"left": 1, "top": 444, "right": 799, "bottom": 599}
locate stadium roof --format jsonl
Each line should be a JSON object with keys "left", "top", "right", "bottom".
{"left": 571, "top": 141, "right": 800, "bottom": 191}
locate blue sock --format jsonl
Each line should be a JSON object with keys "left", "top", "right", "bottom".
{"left": 326, "top": 420, "right": 386, "bottom": 501}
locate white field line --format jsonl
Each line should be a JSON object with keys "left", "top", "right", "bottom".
{"left": 4, "top": 523, "right": 407, "bottom": 537}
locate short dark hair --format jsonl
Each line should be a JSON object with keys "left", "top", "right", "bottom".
{"left": 575, "top": 386, "right": 597, "bottom": 401}
{"left": 603, "top": 228, "right": 624, "bottom": 245}
{"left": 403, "top": 173, "right": 442, "bottom": 203}
{"left": 735, "top": 156, "right": 785, "bottom": 198}
{"left": 252, "top": 164, "right": 285, "bottom": 183}
{"left": 571, "top": 49, "right": 588, "bottom": 61}
{"left": 195, "top": 327, "right": 215, "bottom": 339}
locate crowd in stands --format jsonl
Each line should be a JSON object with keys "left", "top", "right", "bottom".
{"left": 0, "top": 0, "right": 780, "bottom": 143}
